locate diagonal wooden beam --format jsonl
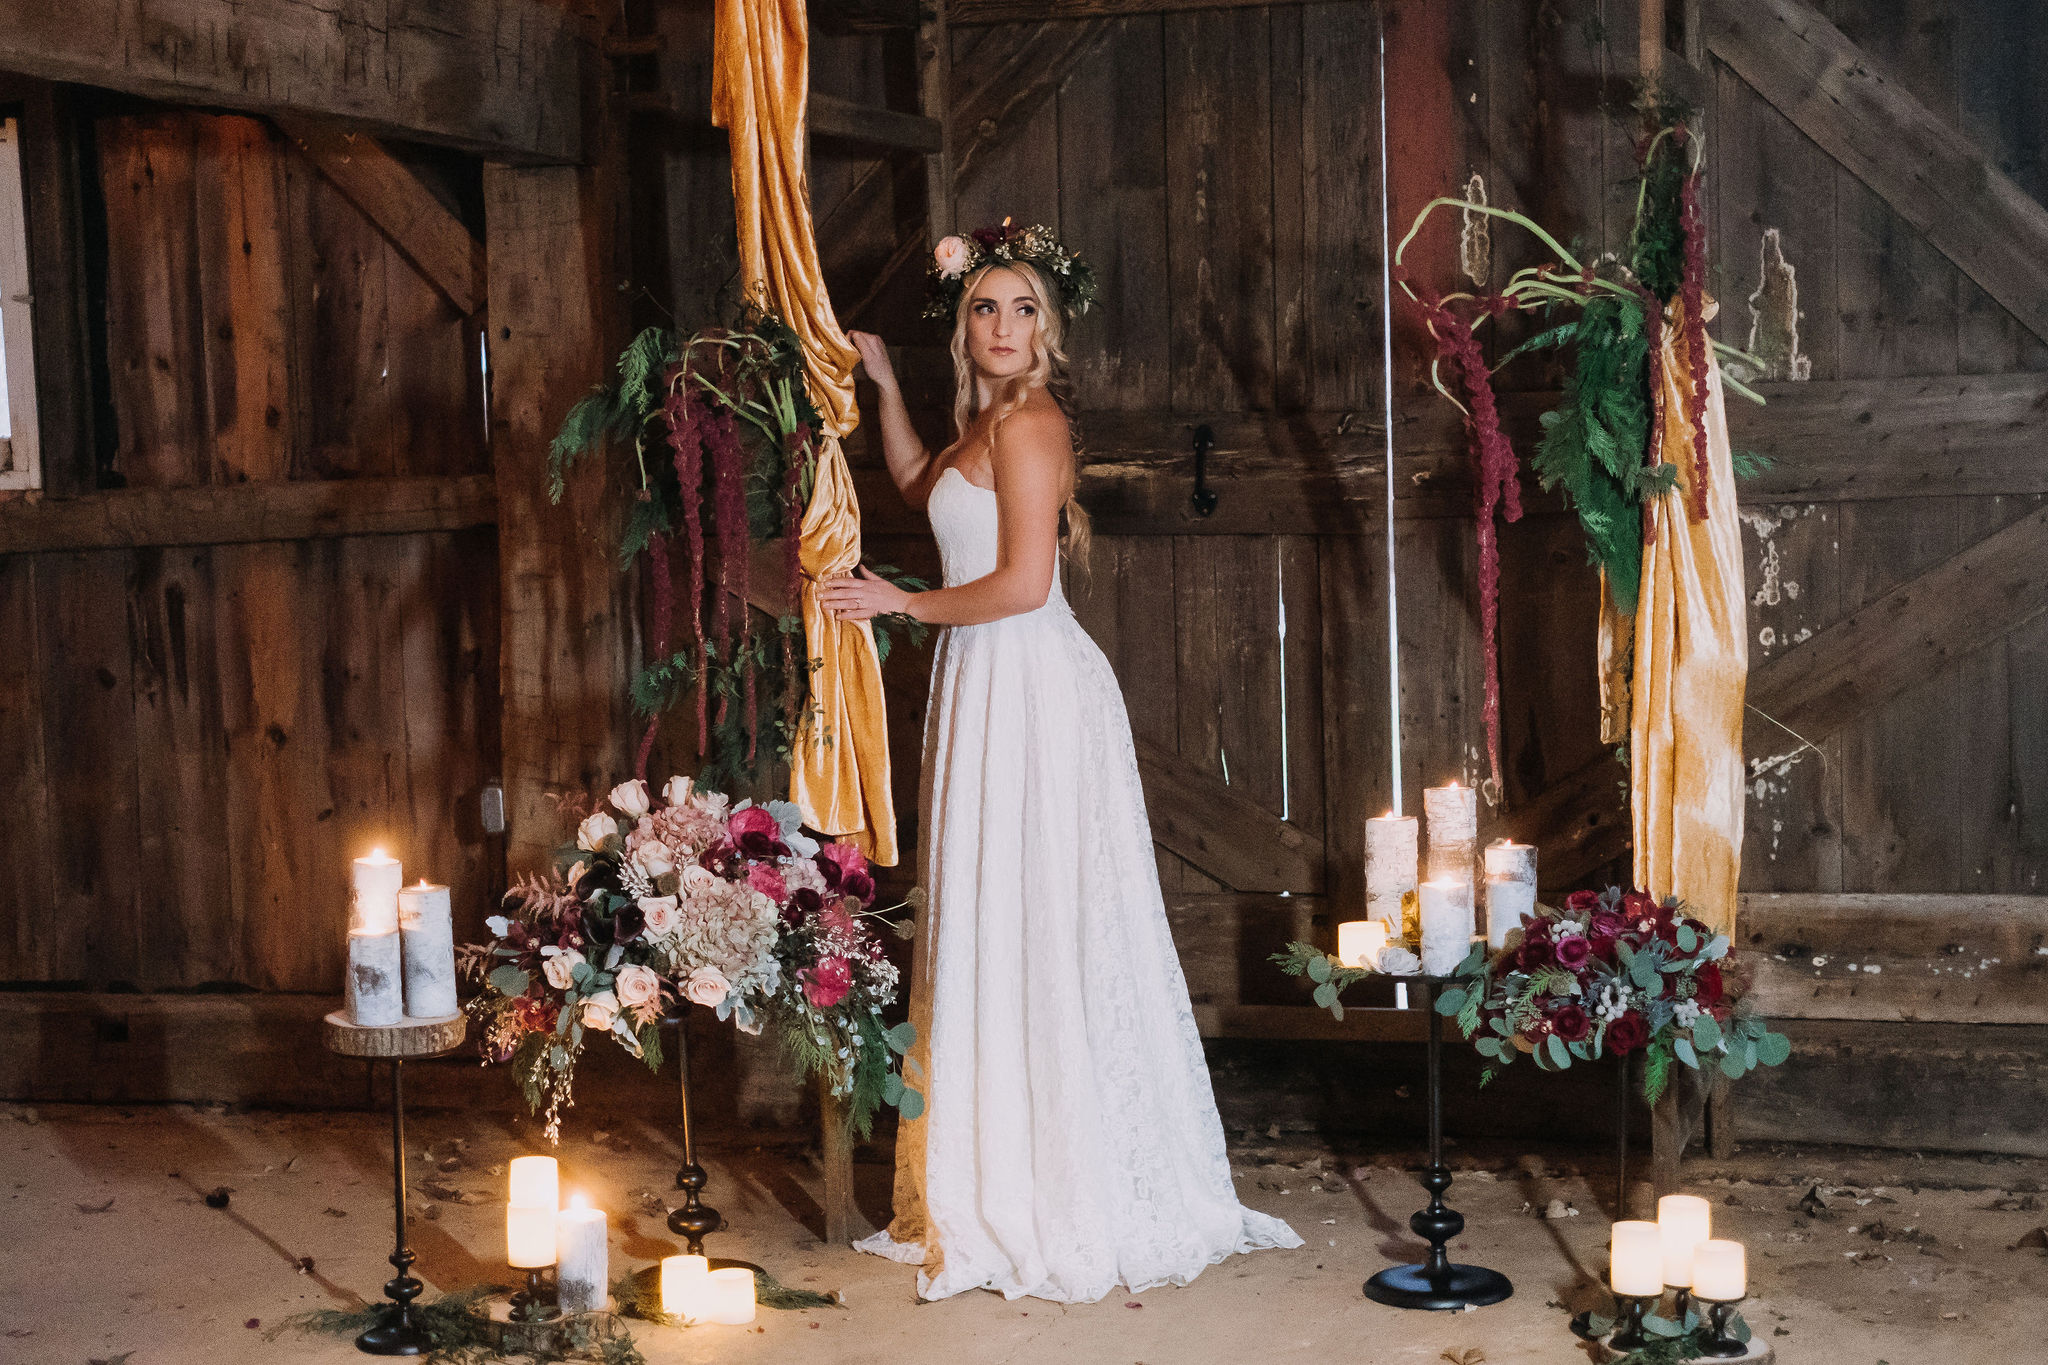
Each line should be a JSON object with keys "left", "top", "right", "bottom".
{"left": 1521, "top": 505, "right": 2048, "bottom": 881}
{"left": 1743, "top": 503, "right": 2048, "bottom": 755}
{"left": 274, "top": 118, "right": 485, "bottom": 316}
{"left": 1135, "top": 739, "right": 1325, "bottom": 893}
{"left": 1704, "top": 0, "right": 2048, "bottom": 346}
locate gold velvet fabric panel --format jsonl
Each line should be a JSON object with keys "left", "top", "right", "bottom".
{"left": 712, "top": 0, "right": 897, "bottom": 864}
{"left": 1616, "top": 297, "right": 1748, "bottom": 933}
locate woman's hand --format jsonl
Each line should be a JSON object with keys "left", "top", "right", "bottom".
{"left": 818, "top": 565, "right": 913, "bottom": 622}
{"left": 847, "top": 331, "right": 900, "bottom": 397}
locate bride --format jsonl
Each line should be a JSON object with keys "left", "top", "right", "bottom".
{"left": 817, "top": 222, "right": 1300, "bottom": 1303}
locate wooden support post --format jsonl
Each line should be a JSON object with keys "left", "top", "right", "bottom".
{"left": 484, "top": 165, "right": 635, "bottom": 874}
{"left": 919, "top": 0, "right": 956, "bottom": 235}
{"left": 817, "top": 1073, "right": 874, "bottom": 1246}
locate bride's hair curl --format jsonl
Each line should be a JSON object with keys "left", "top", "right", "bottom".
{"left": 948, "top": 258, "right": 1091, "bottom": 567}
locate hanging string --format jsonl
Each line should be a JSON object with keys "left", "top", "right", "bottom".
{"left": 1377, "top": 9, "right": 1403, "bottom": 816}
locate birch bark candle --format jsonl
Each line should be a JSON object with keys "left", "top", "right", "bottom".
{"left": 706, "top": 1266, "right": 757, "bottom": 1324}
{"left": 1483, "top": 839, "right": 1538, "bottom": 949}
{"left": 1423, "top": 782, "right": 1478, "bottom": 889}
{"left": 399, "top": 881, "right": 459, "bottom": 1018}
{"left": 556, "top": 1194, "right": 608, "bottom": 1314}
{"left": 1658, "top": 1194, "right": 1713, "bottom": 1287}
{"left": 346, "top": 929, "right": 404, "bottom": 1026}
{"left": 1418, "top": 878, "right": 1474, "bottom": 976}
{"left": 1610, "top": 1220, "right": 1664, "bottom": 1297}
{"left": 1365, "top": 813, "right": 1419, "bottom": 940}
{"left": 351, "top": 849, "right": 403, "bottom": 935}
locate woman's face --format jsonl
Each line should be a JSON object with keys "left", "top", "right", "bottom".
{"left": 964, "top": 266, "right": 1040, "bottom": 382}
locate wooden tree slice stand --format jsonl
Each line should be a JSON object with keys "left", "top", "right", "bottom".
{"left": 322, "top": 1009, "right": 466, "bottom": 1355}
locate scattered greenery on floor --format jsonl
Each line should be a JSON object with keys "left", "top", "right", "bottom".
{"left": 614, "top": 1263, "right": 841, "bottom": 1324}
{"left": 274, "top": 1286, "right": 646, "bottom": 1364}
{"left": 1570, "top": 1301, "right": 1754, "bottom": 1363}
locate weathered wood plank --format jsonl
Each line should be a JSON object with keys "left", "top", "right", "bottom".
{"left": 1703, "top": 0, "right": 2048, "bottom": 346}
{"left": 0, "top": 476, "right": 498, "bottom": 554}
{"left": 486, "top": 164, "right": 635, "bottom": 873}
{"left": 1741, "top": 893, "right": 2048, "bottom": 1025}
{"left": 192, "top": 116, "right": 294, "bottom": 484}
{"left": 0, "top": 0, "right": 588, "bottom": 162}
{"left": 1135, "top": 737, "right": 1324, "bottom": 893}
{"left": 1744, "top": 504, "right": 2048, "bottom": 754}
{"left": 807, "top": 92, "right": 943, "bottom": 154}
{"left": 0, "top": 556, "right": 54, "bottom": 979}
{"left": 953, "top": 0, "right": 1322, "bottom": 22}
{"left": 1734, "top": 1018, "right": 2048, "bottom": 1156}
{"left": 274, "top": 118, "right": 486, "bottom": 317}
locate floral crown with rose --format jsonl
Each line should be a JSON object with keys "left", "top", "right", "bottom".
{"left": 923, "top": 218, "right": 1098, "bottom": 322}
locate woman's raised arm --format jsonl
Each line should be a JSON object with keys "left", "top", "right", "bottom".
{"left": 848, "top": 331, "right": 934, "bottom": 506}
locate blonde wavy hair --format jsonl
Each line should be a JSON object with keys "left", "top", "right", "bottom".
{"left": 948, "top": 259, "right": 1091, "bottom": 566}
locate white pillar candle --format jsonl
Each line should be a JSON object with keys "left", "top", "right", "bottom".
{"left": 1365, "top": 813, "right": 1419, "bottom": 938}
{"left": 660, "top": 1254, "right": 710, "bottom": 1320}
{"left": 1691, "top": 1239, "right": 1747, "bottom": 1301}
{"left": 1610, "top": 1219, "right": 1664, "bottom": 1297}
{"left": 1337, "top": 919, "right": 1389, "bottom": 969}
{"left": 706, "top": 1266, "right": 756, "bottom": 1325}
{"left": 507, "top": 1205, "right": 556, "bottom": 1269}
{"left": 555, "top": 1194, "right": 608, "bottom": 1314}
{"left": 1483, "top": 839, "right": 1539, "bottom": 949}
{"left": 399, "top": 881, "right": 459, "bottom": 1018}
{"left": 346, "top": 929, "right": 404, "bottom": 1026}
{"left": 1658, "top": 1194, "right": 1713, "bottom": 1287}
{"left": 1423, "top": 782, "right": 1478, "bottom": 888}
{"left": 352, "top": 849, "right": 403, "bottom": 935}
{"left": 508, "top": 1156, "right": 559, "bottom": 1211}
{"left": 1418, "top": 878, "right": 1474, "bottom": 976}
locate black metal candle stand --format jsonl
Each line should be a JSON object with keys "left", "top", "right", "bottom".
{"left": 1606, "top": 1292, "right": 1655, "bottom": 1351}
{"left": 1362, "top": 976, "right": 1513, "bottom": 1312}
{"left": 662, "top": 1013, "right": 761, "bottom": 1273}
{"left": 356, "top": 1058, "right": 433, "bottom": 1356}
{"left": 507, "top": 1267, "right": 560, "bottom": 1323}
{"left": 1695, "top": 1297, "right": 1749, "bottom": 1358}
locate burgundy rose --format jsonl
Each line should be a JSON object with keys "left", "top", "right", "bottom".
{"left": 1694, "top": 961, "right": 1725, "bottom": 1009}
{"left": 970, "top": 224, "right": 1006, "bottom": 250}
{"left": 841, "top": 868, "right": 876, "bottom": 904}
{"left": 1549, "top": 1002, "right": 1591, "bottom": 1043}
{"left": 816, "top": 840, "right": 867, "bottom": 886}
{"left": 1516, "top": 933, "right": 1555, "bottom": 972}
{"left": 1553, "top": 933, "right": 1592, "bottom": 971}
{"left": 802, "top": 955, "right": 853, "bottom": 1009}
{"left": 1564, "top": 889, "right": 1599, "bottom": 913}
{"left": 1606, "top": 1010, "right": 1650, "bottom": 1055}
{"left": 1588, "top": 911, "right": 1626, "bottom": 952}
{"left": 728, "top": 806, "right": 787, "bottom": 859}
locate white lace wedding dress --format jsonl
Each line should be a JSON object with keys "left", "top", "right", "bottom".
{"left": 853, "top": 466, "right": 1302, "bottom": 1302}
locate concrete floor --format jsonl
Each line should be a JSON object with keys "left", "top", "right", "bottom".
{"left": 7, "top": 1102, "right": 2046, "bottom": 1364}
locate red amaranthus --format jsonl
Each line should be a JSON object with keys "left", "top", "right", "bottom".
{"left": 1408, "top": 284, "right": 1523, "bottom": 793}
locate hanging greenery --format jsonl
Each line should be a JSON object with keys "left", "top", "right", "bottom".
{"left": 550, "top": 309, "right": 926, "bottom": 792}
{"left": 1394, "top": 92, "right": 1769, "bottom": 789}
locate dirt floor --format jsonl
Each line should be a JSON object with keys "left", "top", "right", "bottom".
{"left": 6, "top": 1102, "right": 2046, "bottom": 1364}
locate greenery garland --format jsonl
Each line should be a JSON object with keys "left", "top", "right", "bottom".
{"left": 549, "top": 310, "right": 927, "bottom": 793}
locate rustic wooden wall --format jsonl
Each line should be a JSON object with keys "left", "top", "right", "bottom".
{"left": 0, "top": 108, "right": 499, "bottom": 993}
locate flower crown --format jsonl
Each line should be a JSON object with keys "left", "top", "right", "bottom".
{"left": 923, "top": 219, "right": 1098, "bottom": 322}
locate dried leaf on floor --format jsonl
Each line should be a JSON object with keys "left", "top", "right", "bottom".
{"left": 76, "top": 1196, "right": 116, "bottom": 1214}
{"left": 204, "top": 1187, "right": 232, "bottom": 1209}
{"left": 2012, "top": 1227, "right": 2048, "bottom": 1251}
{"left": 1442, "top": 1349, "right": 1485, "bottom": 1364}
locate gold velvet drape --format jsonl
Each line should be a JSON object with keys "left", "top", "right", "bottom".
{"left": 1600, "top": 297, "right": 1748, "bottom": 933}
{"left": 712, "top": 0, "right": 897, "bottom": 864}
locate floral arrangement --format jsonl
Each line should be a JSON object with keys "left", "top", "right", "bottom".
{"left": 547, "top": 310, "right": 927, "bottom": 793}
{"left": 1435, "top": 887, "right": 1790, "bottom": 1103}
{"left": 1392, "top": 95, "right": 1768, "bottom": 792}
{"left": 924, "top": 218, "right": 1098, "bottom": 321}
{"left": 459, "top": 776, "right": 922, "bottom": 1141}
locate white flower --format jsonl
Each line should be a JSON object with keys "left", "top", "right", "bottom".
{"left": 692, "top": 789, "right": 730, "bottom": 820}
{"left": 609, "top": 779, "right": 651, "bottom": 818}
{"left": 542, "top": 948, "right": 585, "bottom": 991}
{"left": 633, "top": 840, "right": 676, "bottom": 879}
{"left": 1376, "top": 946, "right": 1422, "bottom": 976}
{"left": 615, "top": 964, "right": 662, "bottom": 1010}
{"left": 934, "top": 235, "right": 971, "bottom": 278}
{"left": 662, "top": 775, "right": 693, "bottom": 808}
{"left": 1673, "top": 998, "right": 1702, "bottom": 1028}
{"left": 680, "top": 865, "right": 718, "bottom": 894}
{"left": 580, "top": 990, "right": 619, "bottom": 1030}
{"left": 485, "top": 915, "right": 511, "bottom": 938}
{"left": 576, "top": 811, "right": 619, "bottom": 852}
{"left": 639, "top": 895, "right": 680, "bottom": 938}
{"left": 683, "top": 965, "right": 730, "bottom": 1008}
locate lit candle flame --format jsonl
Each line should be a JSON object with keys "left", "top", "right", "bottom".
{"left": 569, "top": 1192, "right": 588, "bottom": 1211}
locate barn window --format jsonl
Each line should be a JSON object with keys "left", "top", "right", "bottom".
{"left": 0, "top": 116, "right": 38, "bottom": 491}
